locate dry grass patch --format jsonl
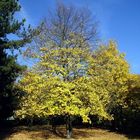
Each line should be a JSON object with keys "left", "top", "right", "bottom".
{"left": 1, "top": 125, "right": 139, "bottom": 140}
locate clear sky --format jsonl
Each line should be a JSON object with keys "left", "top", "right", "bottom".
{"left": 19, "top": 0, "right": 140, "bottom": 74}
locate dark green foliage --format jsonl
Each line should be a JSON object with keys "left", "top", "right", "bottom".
{"left": 0, "top": 0, "right": 30, "bottom": 120}
{"left": 94, "top": 75, "right": 140, "bottom": 134}
{"left": 121, "top": 76, "right": 140, "bottom": 133}
{"left": 0, "top": 50, "right": 24, "bottom": 119}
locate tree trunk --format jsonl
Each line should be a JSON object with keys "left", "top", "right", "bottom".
{"left": 66, "top": 115, "right": 72, "bottom": 139}
{"left": 28, "top": 118, "right": 33, "bottom": 126}
{"left": 52, "top": 117, "right": 57, "bottom": 133}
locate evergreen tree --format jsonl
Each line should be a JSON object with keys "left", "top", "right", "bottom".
{"left": 0, "top": 0, "right": 31, "bottom": 120}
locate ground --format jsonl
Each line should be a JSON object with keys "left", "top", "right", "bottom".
{"left": 0, "top": 125, "right": 139, "bottom": 140}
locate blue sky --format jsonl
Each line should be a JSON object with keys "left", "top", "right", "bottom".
{"left": 19, "top": 0, "right": 140, "bottom": 74}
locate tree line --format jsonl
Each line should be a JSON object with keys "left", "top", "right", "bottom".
{"left": 0, "top": 0, "right": 139, "bottom": 139}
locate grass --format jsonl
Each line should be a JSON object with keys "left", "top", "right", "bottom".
{"left": 0, "top": 125, "right": 139, "bottom": 140}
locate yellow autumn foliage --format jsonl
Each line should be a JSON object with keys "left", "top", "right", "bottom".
{"left": 15, "top": 40, "right": 129, "bottom": 123}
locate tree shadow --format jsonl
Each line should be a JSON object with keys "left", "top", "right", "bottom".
{"left": 118, "top": 131, "right": 140, "bottom": 140}
{"left": 0, "top": 124, "right": 140, "bottom": 140}
{"left": 0, "top": 123, "right": 17, "bottom": 140}
{"left": 105, "top": 127, "right": 140, "bottom": 140}
{"left": 4, "top": 125, "right": 66, "bottom": 139}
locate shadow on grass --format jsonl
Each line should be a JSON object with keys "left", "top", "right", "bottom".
{"left": 0, "top": 125, "right": 66, "bottom": 139}
{"left": 99, "top": 126, "right": 140, "bottom": 140}
{"left": 0, "top": 124, "right": 139, "bottom": 140}
{"left": 0, "top": 123, "right": 17, "bottom": 140}
{"left": 74, "top": 125, "right": 140, "bottom": 140}
{"left": 0, "top": 125, "right": 96, "bottom": 139}
{"left": 23, "top": 125, "right": 66, "bottom": 139}
{"left": 117, "top": 130, "right": 140, "bottom": 140}
{"left": 13, "top": 125, "right": 99, "bottom": 139}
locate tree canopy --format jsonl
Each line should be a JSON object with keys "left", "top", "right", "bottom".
{"left": 15, "top": 39, "right": 130, "bottom": 138}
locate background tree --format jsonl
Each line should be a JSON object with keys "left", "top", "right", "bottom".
{"left": 91, "top": 41, "right": 129, "bottom": 107}
{"left": 0, "top": 0, "right": 32, "bottom": 120}
{"left": 89, "top": 41, "right": 130, "bottom": 129}
{"left": 119, "top": 74, "right": 140, "bottom": 132}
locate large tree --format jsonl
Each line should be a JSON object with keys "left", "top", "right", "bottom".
{"left": 0, "top": 0, "right": 32, "bottom": 120}
{"left": 16, "top": 40, "right": 130, "bottom": 138}
{"left": 16, "top": 34, "right": 110, "bottom": 138}
{"left": 16, "top": 41, "right": 130, "bottom": 139}
{"left": 16, "top": 2, "right": 130, "bottom": 139}
{"left": 20, "top": 4, "right": 101, "bottom": 138}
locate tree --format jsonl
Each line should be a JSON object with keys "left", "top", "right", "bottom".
{"left": 89, "top": 41, "right": 130, "bottom": 129}
{"left": 90, "top": 41, "right": 129, "bottom": 110}
{"left": 0, "top": 0, "right": 32, "bottom": 120}
{"left": 19, "top": 4, "right": 100, "bottom": 138}
{"left": 16, "top": 36, "right": 110, "bottom": 139}
{"left": 15, "top": 2, "right": 130, "bottom": 138}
